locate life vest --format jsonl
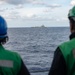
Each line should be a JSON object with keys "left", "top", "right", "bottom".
{"left": 59, "top": 38, "right": 75, "bottom": 75}
{"left": 0, "top": 45, "right": 21, "bottom": 75}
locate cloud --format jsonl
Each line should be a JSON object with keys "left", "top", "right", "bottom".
{"left": 31, "top": 1, "right": 45, "bottom": 5}
{"left": 30, "top": 1, "right": 61, "bottom": 8}
{"left": 0, "top": 8, "right": 6, "bottom": 12}
{"left": 0, "top": 1, "right": 6, "bottom": 4}
{"left": 3, "top": 9, "right": 53, "bottom": 21}
{"left": 0, "top": 0, "right": 61, "bottom": 9}
{"left": 0, "top": 8, "right": 9, "bottom": 12}
{"left": 21, "top": 14, "right": 54, "bottom": 21}
{"left": 15, "top": 4, "right": 24, "bottom": 9}
{"left": 0, "top": 0, "right": 41, "bottom": 5}
{"left": 0, "top": 0, "right": 27, "bottom": 5}
{"left": 30, "top": 0, "right": 62, "bottom": 8}
{"left": 46, "top": 4, "right": 61, "bottom": 8}
{"left": 2, "top": 11, "right": 21, "bottom": 20}
{"left": 71, "top": 0, "right": 75, "bottom": 5}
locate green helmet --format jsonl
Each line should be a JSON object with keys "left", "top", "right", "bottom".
{"left": 68, "top": 6, "right": 75, "bottom": 20}
{"left": 68, "top": 6, "right": 75, "bottom": 21}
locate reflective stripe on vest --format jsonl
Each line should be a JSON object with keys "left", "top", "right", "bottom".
{"left": 0, "top": 60, "right": 13, "bottom": 68}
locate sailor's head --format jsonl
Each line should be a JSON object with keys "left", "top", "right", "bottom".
{"left": 0, "top": 16, "right": 8, "bottom": 44}
{"left": 68, "top": 6, "right": 75, "bottom": 33}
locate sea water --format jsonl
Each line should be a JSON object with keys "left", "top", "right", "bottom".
{"left": 4, "top": 27, "right": 70, "bottom": 75}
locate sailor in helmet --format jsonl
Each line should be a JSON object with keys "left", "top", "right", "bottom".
{"left": 0, "top": 16, "right": 30, "bottom": 75}
{"left": 49, "top": 6, "right": 75, "bottom": 75}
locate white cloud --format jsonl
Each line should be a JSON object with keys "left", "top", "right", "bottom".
{"left": 0, "top": 8, "right": 6, "bottom": 12}
{"left": 71, "top": 0, "right": 75, "bottom": 5}
{"left": 15, "top": 4, "right": 24, "bottom": 9}
{"left": 0, "top": 0, "right": 42, "bottom": 5}
{"left": 1, "top": 7, "right": 43, "bottom": 21}
{"left": 55, "top": 17, "right": 68, "bottom": 22}
{"left": 46, "top": 4, "right": 61, "bottom": 8}
{"left": 0, "top": 0, "right": 26, "bottom": 5}
{"left": 61, "top": 17, "right": 68, "bottom": 21}
{"left": 0, "top": 0, "right": 61, "bottom": 9}
{"left": 28, "top": 0, "right": 61, "bottom": 8}
{"left": 1, "top": 11, "right": 21, "bottom": 21}
{"left": 0, "top": 0, "right": 69, "bottom": 27}
{"left": 0, "top": 1, "right": 5, "bottom": 4}
{"left": 1, "top": 7, "right": 53, "bottom": 21}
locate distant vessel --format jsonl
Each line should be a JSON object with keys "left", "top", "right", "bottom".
{"left": 41, "top": 25, "right": 45, "bottom": 27}
{"left": 31, "top": 25, "right": 45, "bottom": 28}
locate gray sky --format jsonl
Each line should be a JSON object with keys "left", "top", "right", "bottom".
{"left": 0, "top": 0, "right": 74, "bottom": 27}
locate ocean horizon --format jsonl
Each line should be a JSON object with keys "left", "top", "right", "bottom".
{"left": 4, "top": 27, "right": 70, "bottom": 75}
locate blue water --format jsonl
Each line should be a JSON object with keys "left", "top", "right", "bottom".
{"left": 4, "top": 27, "right": 70, "bottom": 75}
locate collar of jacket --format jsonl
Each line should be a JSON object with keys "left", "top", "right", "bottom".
{"left": 70, "top": 32, "right": 75, "bottom": 40}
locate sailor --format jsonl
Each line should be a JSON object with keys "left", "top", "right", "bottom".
{"left": 0, "top": 16, "right": 30, "bottom": 75}
{"left": 49, "top": 6, "right": 75, "bottom": 75}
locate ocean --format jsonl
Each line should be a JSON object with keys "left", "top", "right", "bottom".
{"left": 4, "top": 27, "right": 70, "bottom": 75}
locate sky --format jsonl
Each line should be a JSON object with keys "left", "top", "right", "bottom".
{"left": 0, "top": 0, "right": 74, "bottom": 27}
